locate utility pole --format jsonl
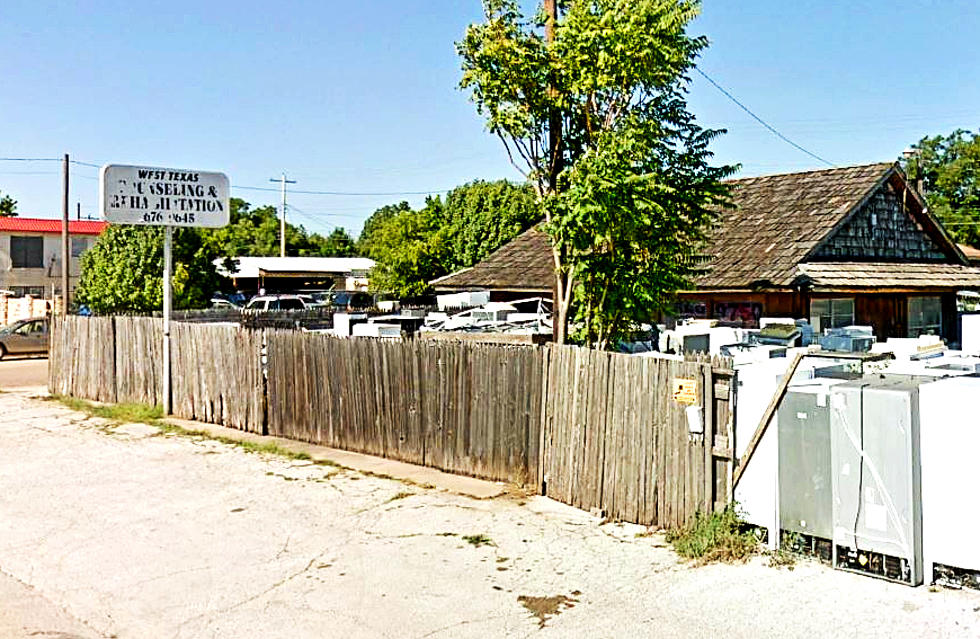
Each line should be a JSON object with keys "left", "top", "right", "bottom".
{"left": 61, "top": 154, "right": 69, "bottom": 316}
{"left": 270, "top": 173, "right": 296, "bottom": 257}
{"left": 76, "top": 202, "right": 81, "bottom": 221}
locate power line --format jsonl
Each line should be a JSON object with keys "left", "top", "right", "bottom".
{"left": 69, "top": 160, "right": 101, "bottom": 168}
{"left": 694, "top": 68, "right": 836, "bottom": 168}
{"left": 286, "top": 204, "right": 342, "bottom": 231}
{"left": 4, "top": 155, "right": 454, "bottom": 197}
{"left": 281, "top": 205, "right": 366, "bottom": 220}
{"left": 232, "top": 184, "right": 451, "bottom": 196}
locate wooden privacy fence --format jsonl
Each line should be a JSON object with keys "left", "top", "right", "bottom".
{"left": 49, "top": 315, "right": 117, "bottom": 403}
{"left": 50, "top": 316, "right": 735, "bottom": 528}
{"left": 171, "top": 322, "right": 264, "bottom": 432}
{"left": 542, "top": 349, "right": 734, "bottom": 529}
{"left": 49, "top": 316, "right": 263, "bottom": 430}
{"left": 266, "top": 331, "right": 546, "bottom": 484}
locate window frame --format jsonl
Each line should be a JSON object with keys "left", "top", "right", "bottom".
{"left": 810, "top": 297, "right": 856, "bottom": 333}
{"left": 70, "top": 237, "right": 88, "bottom": 258}
{"left": 10, "top": 236, "right": 44, "bottom": 269}
{"left": 908, "top": 296, "right": 943, "bottom": 338}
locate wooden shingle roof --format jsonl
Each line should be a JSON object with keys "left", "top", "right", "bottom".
{"left": 798, "top": 262, "right": 980, "bottom": 290}
{"left": 694, "top": 163, "right": 895, "bottom": 288}
{"left": 432, "top": 162, "right": 978, "bottom": 293}
{"left": 430, "top": 227, "right": 555, "bottom": 292}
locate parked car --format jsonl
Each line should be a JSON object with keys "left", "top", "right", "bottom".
{"left": 209, "top": 297, "right": 241, "bottom": 310}
{"left": 0, "top": 317, "right": 49, "bottom": 358}
{"left": 243, "top": 295, "right": 307, "bottom": 312}
{"left": 329, "top": 291, "right": 374, "bottom": 310}
{"left": 296, "top": 292, "right": 331, "bottom": 308}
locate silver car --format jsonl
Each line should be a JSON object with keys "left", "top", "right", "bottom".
{"left": 0, "top": 317, "right": 49, "bottom": 358}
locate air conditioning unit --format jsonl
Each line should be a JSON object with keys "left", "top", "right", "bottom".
{"left": 820, "top": 326, "right": 875, "bottom": 353}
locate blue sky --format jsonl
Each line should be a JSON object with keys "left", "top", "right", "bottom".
{"left": 0, "top": 1, "right": 977, "bottom": 236}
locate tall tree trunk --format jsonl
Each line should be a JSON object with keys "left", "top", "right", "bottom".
{"left": 545, "top": 0, "right": 569, "bottom": 344}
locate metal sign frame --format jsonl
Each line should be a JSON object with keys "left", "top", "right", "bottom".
{"left": 100, "top": 164, "right": 230, "bottom": 415}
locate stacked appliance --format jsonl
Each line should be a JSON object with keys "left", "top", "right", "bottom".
{"left": 918, "top": 376, "right": 980, "bottom": 588}
{"left": 776, "top": 380, "right": 848, "bottom": 561}
{"left": 829, "top": 378, "right": 924, "bottom": 585}
{"left": 819, "top": 326, "right": 875, "bottom": 353}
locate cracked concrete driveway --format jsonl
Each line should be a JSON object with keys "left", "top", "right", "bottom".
{"left": 0, "top": 390, "right": 978, "bottom": 638}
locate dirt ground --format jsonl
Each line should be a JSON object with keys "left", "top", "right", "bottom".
{"left": 0, "top": 390, "right": 978, "bottom": 638}
{"left": 0, "top": 357, "right": 47, "bottom": 389}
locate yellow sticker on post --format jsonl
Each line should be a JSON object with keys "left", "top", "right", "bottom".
{"left": 672, "top": 378, "right": 698, "bottom": 404}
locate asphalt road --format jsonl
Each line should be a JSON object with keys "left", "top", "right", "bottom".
{"left": 0, "top": 357, "right": 47, "bottom": 390}
{"left": 1, "top": 391, "right": 978, "bottom": 638}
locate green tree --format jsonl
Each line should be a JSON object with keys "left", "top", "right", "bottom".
{"left": 203, "top": 197, "right": 357, "bottom": 258}
{"left": 458, "top": 0, "right": 733, "bottom": 346}
{"left": 75, "top": 225, "right": 221, "bottom": 313}
{"left": 902, "top": 129, "right": 980, "bottom": 247}
{"left": 305, "top": 228, "right": 356, "bottom": 257}
{"left": 357, "top": 201, "right": 412, "bottom": 256}
{"left": 363, "top": 205, "right": 447, "bottom": 297}
{"left": 0, "top": 191, "right": 17, "bottom": 217}
{"left": 359, "top": 180, "right": 538, "bottom": 295}
{"left": 439, "top": 179, "right": 538, "bottom": 270}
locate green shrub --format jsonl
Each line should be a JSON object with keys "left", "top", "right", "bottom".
{"left": 666, "top": 505, "right": 758, "bottom": 563}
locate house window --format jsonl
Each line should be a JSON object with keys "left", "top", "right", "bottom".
{"left": 10, "top": 286, "right": 45, "bottom": 297}
{"left": 71, "top": 237, "right": 89, "bottom": 258}
{"left": 10, "top": 236, "right": 43, "bottom": 268}
{"left": 908, "top": 296, "right": 942, "bottom": 338}
{"left": 810, "top": 298, "right": 855, "bottom": 333}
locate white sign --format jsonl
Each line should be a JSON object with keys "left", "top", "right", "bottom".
{"left": 100, "top": 164, "right": 230, "bottom": 227}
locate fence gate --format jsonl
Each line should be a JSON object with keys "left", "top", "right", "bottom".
{"left": 541, "top": 347, "right": 734, "bottom": 528}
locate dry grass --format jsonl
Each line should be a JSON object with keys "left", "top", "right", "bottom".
{"left": 665, "top": 505, "right": 758, "bottom": 563}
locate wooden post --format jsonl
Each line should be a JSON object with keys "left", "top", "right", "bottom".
{"left": 61, "top": 153, "right": 69, "bottom": 315}
{"left": 702, "top": 363, "right": 714, "bottom": 513}
{"left": 732, "top": 352, "right": 805, "bottom": 490}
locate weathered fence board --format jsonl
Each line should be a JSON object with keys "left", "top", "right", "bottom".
{"left": 50, "top": 316, "right": 264, "bottom": 433}
{"left": 542, "top": 348, "right": 733, "bottom": 528}
{"left": 49, "top": 316, "right": 116, "bottom": 402}
{"left": 265, "top": 332, "right": 544, "bottom": 484}
{"left": 171, "top": 322, "right": 264, "bottom": 432}
{"left": 114, "top": 316, "right": 162, "bottom": 405}
{"left": 51, "top": 317, "right": 734, "bottom": 528}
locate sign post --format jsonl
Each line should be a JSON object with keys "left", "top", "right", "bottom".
{"left": 100, "top": 165, "right": 230, "bottom": 415}
{"left": 162, "top": 226, "right": 173, "bottom": 413}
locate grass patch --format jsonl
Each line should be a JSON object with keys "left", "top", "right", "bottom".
{"left": 51, "top": 395, "right": 321, "bottom": 465}
{"left": 51, "top": 396, "right": 451, "bottom": 494}
{"left": 665, "top": 505, "right": 758, "bottom": 563}
{"left": 768, "top": 531, "right": 798, "bottom": 569}
{"left": 54, "top": 395, "right": 164, "bottom": 425}
{"left": 387, "top": 491, "right": 413, "bottom": 503}
{"left": 462, "top": 533, "right": 495, "bottom": 548}
{"left": 767, "top": 548, "right": 797, "bottom": 570}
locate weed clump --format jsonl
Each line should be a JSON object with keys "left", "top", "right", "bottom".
{"left": 665, "top": 505, "right": 757, "bottom": 563}
{"left": 462, "top": 534, "right": 494, "bottom": 548}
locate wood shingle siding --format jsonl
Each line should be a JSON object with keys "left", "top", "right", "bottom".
{"left": 812, "top": 181, "right": 947, "bottom": 262}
